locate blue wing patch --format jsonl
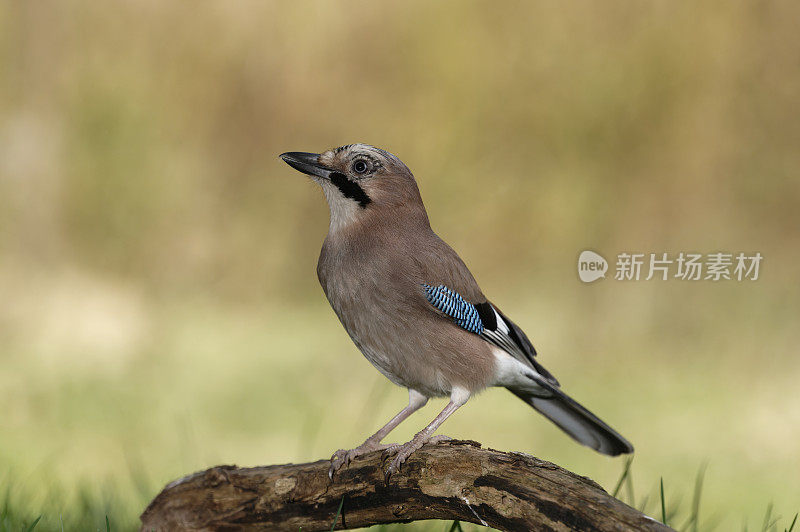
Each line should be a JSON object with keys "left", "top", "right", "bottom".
{"left": 422, "top": 284, "right": 484, "bottom": 334}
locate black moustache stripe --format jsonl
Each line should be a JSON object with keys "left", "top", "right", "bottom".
{"left": 330, "top": 172, "right": 371, "bottom": 208}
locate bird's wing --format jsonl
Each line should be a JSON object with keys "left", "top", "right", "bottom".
{"left": 421, "top": 284, "right": 559, "bottom": 386}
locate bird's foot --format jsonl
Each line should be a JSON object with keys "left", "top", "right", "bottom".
{"left": 329, "top": 440, "right": 397, "bottom": 479}
{"left": 382, "top": 434, "right": 452, "bottom": 482}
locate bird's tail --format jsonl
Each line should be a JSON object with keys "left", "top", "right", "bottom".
{"left": 509, "top": 387, "right": 634, "bottom": 456}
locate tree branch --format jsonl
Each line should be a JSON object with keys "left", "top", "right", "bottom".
{"left": 140, "top": 440, "right": 672, "bottom": 531}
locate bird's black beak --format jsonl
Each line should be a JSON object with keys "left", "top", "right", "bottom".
{"left": 279, "top": 152, "right": 332, "bottom": 180}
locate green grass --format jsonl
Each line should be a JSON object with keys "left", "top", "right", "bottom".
{"left": 0, "top": 298, "right": 798, "bottom": 531}
{"left": 0, "top": 456, "right": 796, "bottom": 531}
{"left": 0, "top": 476, "right": 132, "bottom": 531}
{"left": 331, "top": 496, "right": 345, "bottom": 531}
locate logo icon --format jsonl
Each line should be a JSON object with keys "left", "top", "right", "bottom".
{"left": 578, "top": 250, "right": 608, "bottom": 283}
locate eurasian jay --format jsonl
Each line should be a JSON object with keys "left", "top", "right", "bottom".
{"left": 280, "top": 144, "right": 633, "bottom": 479}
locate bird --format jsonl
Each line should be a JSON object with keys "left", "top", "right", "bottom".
{"left": 280, "top": 144, "right": 633, "bottom": 479}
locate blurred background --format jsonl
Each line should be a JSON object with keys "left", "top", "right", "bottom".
{"left": 1, "top": 1, "right": 799, "bottom": 530}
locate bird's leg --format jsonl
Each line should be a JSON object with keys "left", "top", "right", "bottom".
{"left": 383, "top": 386, "right": 470, "bottom": 481}
{"left": 329, "top": 389, "right": 428, "bottom": 478}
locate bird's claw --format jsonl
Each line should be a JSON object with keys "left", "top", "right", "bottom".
{"left": 383, "top": 441, "right": 417, "bottom": 482}
{"left": 328, "top": 441, "right": 397, "bottom": 480}
{"left": 382, "top": 435, "right": 452, "bottom": 483}
{"left": 380, "top": 444, "right": 401, "bottom": 461}
{"left": 328, "top": 449, "right": 353, "bottom": 479}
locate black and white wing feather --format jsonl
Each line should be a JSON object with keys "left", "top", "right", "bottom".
{"left": 474, "top": 301, "right": 559, "bottom": 386}
{"left": 422, "top": 283, "right": 632, "bottom": 455}
{"left": 422, "top": 283, "right": 633, "bottom": 456}
{"left": 422, "top": 284, "right": 557, "bottom": 386}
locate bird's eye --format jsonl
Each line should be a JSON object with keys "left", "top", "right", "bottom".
{"left": 352, "top": 160, "right": 368, "bottom": 174}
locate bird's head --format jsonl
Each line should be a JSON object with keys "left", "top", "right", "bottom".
{"left": 280, "top": 144, "right": 427, "bottom": 231}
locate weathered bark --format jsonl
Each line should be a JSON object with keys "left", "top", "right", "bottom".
{"left": 141, "top": 440, "right": 672, "bottom": 531}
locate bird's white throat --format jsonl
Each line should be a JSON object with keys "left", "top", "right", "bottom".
{"left": 321, "top": 180, "right": 362, "bottom": 233}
